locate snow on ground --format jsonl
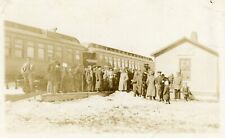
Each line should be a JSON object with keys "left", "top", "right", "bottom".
{"left": 5, "top": 91, "right": 219, "bottom": 134}
{"left": 4, "top": 88, "right": 24, "bottom": 95}
{"left": 4, "top": 82, "right": 24, "bottom": 95}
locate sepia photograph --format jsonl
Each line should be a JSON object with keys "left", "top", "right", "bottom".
{"left": 0, "top": 0, "right": 225, "bottom": 138}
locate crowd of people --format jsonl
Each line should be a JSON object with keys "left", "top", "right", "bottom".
{"left": 20, "top": 57, "right": 194, "bottom": 103}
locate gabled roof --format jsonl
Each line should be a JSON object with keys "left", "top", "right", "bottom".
{"left": 151, "top": 37, "right": 218, "bottom": 57}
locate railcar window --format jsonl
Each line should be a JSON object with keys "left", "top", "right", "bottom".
{"left": 104, "top": 56, "right": 108, "bottom": 63}
{"left": 129, "top": 60, "right": 132, "bottom": 68}
{"left": 132, "top": 61, "right": 134, "bottom": 69}
{"left": 137, "top": 62, "right": 140, "bottom": 70}
{"left": 55, "top": 46, "right": 62, "bottom": 59}
{"left": 47, "top": 45, "right": 54, "bottom": 59}
{"left": 135, "top": 62, "right": 138, "bottom": 69}
{"left": 75, "top": 54, "right": 80, "bottom": 60}
{"left": 122, "top": 59, "right": 125, "bottom": 68}
{"left": 14, "top": 39, "right": 23, "bottom": 58}
{"left": 109, "top": 57, "right": 113, "bottom": 66}
{"left": 99, "top": 54, "right": 103, "bottom": 60}
{"left": 38, "top": 43, "right": 45, "bottom": 60}
{"left": 117, "top": 58, "right": 121, "bottom": 68}
{"left": 113, "top": 57, "right": 117, "bottom": 68}
{"left": 38, "top": 48, "right": 44, "bottom": 60}
{"left": 5, "top": 37, "right": 11, "bottom": 56}
{"left": 27, "top": 47, "right": 34, "bottom": 58}
{"left": 26, "top": 41, "right": 34, "bottom": 58}
{"left": 64, "top": 48, "right": 73, "bottom": 64}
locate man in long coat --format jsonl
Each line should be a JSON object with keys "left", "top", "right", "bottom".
{"left": 155, "top": 71, "right": 163, "bottom": 101}
{"left": 141, "top": 69, "right": 148, "bottom": 98}
{"left": 108, "top": 68, "right": 114, "bottom": 91}
{"left": 85, "top": 66, "right": 94, "bottom": 92}
{"left": 118, "top": 69, "right": 129, "bottom": 91}
{"left": 95, "top": 66, "right": 102, "bottom": 92}
{"left": 146, "top": 71, "right": 156, "bottom": 100}
{"left": 21, "top": 57, "right": 34, "bottom": 93}
{"left": 132, "top": 69, "right": 139, "bottom": 96}
{"left": 46, "top": 58, "right": 56, "bottom": 94}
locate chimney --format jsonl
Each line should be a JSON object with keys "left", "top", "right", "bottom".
{"left": 190, "top": 31, "right": 198, "bottom": 42}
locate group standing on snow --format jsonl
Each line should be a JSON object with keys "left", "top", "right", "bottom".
{"left": 20, "top": 57, "right": 193, "bottom": 103}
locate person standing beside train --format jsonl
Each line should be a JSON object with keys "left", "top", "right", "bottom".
{"left": 53, "top": 60, "right": 61, "bottom": 94}
{"left": 146, "top": 71, "right": 156, "bottom": 100}
{"left": 85, "top": 65, "right": 94, "bottom": 92}
{"left": 72, "top": 64, "right": 82, "bottom": 92}
{"left": 95, "top": 66, "right": 103, "bottom": 92}
{"left": 21, "top": 57, "right": 34, "bottom": 93}
{"left": 155, "top": 71, "right": 163, "bottom": 101}
{"left": 141, "top": 67, "right": 148, "bottom": 98}
{"left": 46, "top": 57, "right": 56, "bottom": 94}
{"left": 108, "top": 68, "right": 114, "bottom": 91}
{"left": 118, "top": 68, "right": 129, "bottom": 92}
{"left": 132, "top": 69, "right": 140, "bottom": 96}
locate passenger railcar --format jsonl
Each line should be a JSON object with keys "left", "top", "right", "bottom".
{"left": 4, "top": 20, "right": 154, "bottom": 86}
{"left": 5, "top": 20, "right": 86, "bottom": 82}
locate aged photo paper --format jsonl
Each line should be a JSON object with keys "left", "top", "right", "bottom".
{"left": 0, "top": 0, "right": 225, "bottom": 138}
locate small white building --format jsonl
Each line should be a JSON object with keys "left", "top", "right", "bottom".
{"left": 151, "top": 33, "right": 219, "bottom": 100}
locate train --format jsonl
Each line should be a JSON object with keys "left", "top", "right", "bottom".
{"left": 4, "top": 20, "right": 154, "bottom": 88}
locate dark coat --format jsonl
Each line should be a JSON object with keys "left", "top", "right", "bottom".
{"left": 163, "top": 85, "right": 170, "bottom": 101}
{"left": 95, "top": 69, "right": 102, "bottom": 89}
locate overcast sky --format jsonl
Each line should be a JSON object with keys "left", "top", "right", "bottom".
{"left": 1, "top": 0, "right": 225, "bottom": 57}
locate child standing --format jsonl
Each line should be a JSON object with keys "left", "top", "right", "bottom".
{"left": 182, "top": 82, "right": 191, "bottom": 101}
{"left": 163, "top": 77, "right": 170, "bottom": 104}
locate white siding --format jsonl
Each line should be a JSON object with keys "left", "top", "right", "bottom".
{"left": 155, "top": 42, "right": 218, "bottom": 98}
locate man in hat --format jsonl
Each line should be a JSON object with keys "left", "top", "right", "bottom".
{"left": 146, "top": 71, "right": 156, "bottom": 100}
{"left": 21, "top": 57, "right": 34, "bottom": 93}
{"left": 85, "top": 65, "right": 94, "bottom": 92}
{"left": 155, "top": 71, "right": 163, "bottom": 101}
{"left": 95, "top": 66, "right": 103, "bottom": 92}
{"left": 47, "top": 57, "right": 57, "bottom": 94}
